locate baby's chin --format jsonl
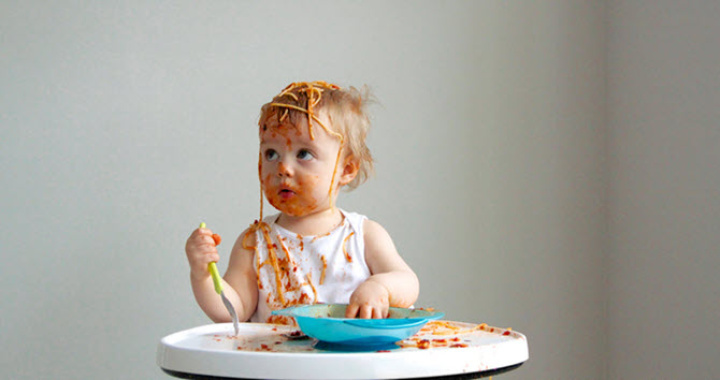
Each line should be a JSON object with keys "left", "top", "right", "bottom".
{"left": 267, "top": 198, "right": 319, "bottom": 218}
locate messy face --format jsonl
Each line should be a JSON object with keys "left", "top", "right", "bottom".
{"left": 259, "top": 113, "right": 344, "bottom": 217}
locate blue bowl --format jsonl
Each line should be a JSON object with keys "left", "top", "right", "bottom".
{"left": 272, "top": 304, "right": 444, "bottom": 347}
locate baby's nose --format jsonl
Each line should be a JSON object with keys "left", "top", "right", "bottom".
{"left": 277, "top": 161, "right": 293, "bottom": 177}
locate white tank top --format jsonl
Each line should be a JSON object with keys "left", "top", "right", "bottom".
{"left": 250, "top": 209, "right": 371, "bottom": 323}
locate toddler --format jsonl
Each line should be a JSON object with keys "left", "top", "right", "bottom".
{"left": 185, "top": 81, "right": 419, "bottom": 323}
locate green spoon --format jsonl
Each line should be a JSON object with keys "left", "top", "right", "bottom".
{"left": 200, "top": 222, "right": 239, "bottom": 336}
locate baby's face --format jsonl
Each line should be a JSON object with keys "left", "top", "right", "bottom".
{"left": 259, "top": 112, "right": 343, "bottom": 217}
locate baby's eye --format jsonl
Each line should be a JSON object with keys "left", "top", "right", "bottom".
{"left": 264, "top": 149, "right": 279, "bottom": 161}
{"left": 297, "top": 149, "right": 313, "bottom": 161}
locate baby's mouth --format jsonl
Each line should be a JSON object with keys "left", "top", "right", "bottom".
{"left": 279, "top": 188, "right": 296, "bottom": 200}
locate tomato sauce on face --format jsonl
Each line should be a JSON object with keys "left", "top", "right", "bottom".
{"left": 262, "top": 171, "right": 321, "bottom": 218}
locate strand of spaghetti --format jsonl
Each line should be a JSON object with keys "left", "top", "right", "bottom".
{"left": 267, "top": 103, "right": 344, "bottom": 141}
{"left": 319, "top": 255, "right": 327, "bottom": 285}
{"left": 278, "top": 81, "right": 338, "bottom": 98}
{"left": 277, "top": 235, "right": 296, "bottom": 268}
{"left": 307, "top": 98, "right": 315, "bottom": 140}
{"left": 307, "top": 87, "right": 323, "bottom": 108}
{"left": 328, "top": 135, "right": 345, "bottom": 209}
{"left": 310, "top": 231, "right": 331, "bottom": 243}
{"left": 308, "top": 88, "right": 322, "bottom": 107}
{"left": 259, "top": 191, "right": 264, "bottom": 221}
{"left": 258, "top": 151, "right": 265, "bottom": 222}
{"left": 257, "top": 257, "right": 274, "bottom": 269}
{"left": 241, "top": 222, "right": 259, "bottom": 250}
{"left": 253, "top": 228, "right": 264, "bottom": 291}
{"left": 342, "top": 232, "right": 355, "bottom": 262}
{"left": 242, "top": 222, "right": 264, "bottom": 293}
{"left": 260, "top": 223, "right": 286, "bottom": 305}
{"left": 305, "top": 272, "right": 318, "bottom": 304}
{"left": 268, "top": 103, "right": 321, "bottom": 140}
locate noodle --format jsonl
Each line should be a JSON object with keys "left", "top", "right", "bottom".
{"left": 342, "top": 232, "right": 355, "bottom": 262}
{"left": 260, "top": 223, "right": 286, "bottom": 305}
{"left": 319, "top": 255, "right": 327, "bottom": 285}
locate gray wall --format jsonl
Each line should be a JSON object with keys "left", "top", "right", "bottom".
{"left": 606, "top": 0, "right": 720, "bottom": 378}
{"left": 1, "top": 1, "right": 717, "bottom": 379}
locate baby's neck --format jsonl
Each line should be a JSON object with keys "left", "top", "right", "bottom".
{"left": 275, "top": 208, "right": 344, "bottom": 237}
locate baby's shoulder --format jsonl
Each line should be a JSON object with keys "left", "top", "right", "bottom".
{"left": 234, "top": 220, "right": 266, "bottom": 251}
{"left": 341, "top": 209, "right": 368, "bottom": 231}
{"left": 361, "top": 218, "right": 391, "bottom": 240}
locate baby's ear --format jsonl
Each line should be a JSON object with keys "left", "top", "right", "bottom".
{"left": 338, "top": 156, "right": 360, "bottom": 186}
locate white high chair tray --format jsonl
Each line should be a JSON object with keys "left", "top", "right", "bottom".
{"left": 157, "top": 321, "right": 528, "bottom": 380}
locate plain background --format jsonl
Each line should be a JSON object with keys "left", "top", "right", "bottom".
{"left": 1, "top": 1, "right": 717, "bottom": 379}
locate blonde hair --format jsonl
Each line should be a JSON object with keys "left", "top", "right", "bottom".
{"left": 258, "top": 81, "right": 374, "bottom": 190}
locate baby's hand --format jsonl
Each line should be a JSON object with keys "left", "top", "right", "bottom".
{"left": 185, "top": 227, "right": 221, "bottom": 280}
{"left": 345, "top": 279, "right": 390, "bottom": 319}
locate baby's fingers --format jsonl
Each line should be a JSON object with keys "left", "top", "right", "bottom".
{"left": 373, "top": 307, "right": 388, "bottom": 319}
{"left": 356, "top": 305, "right": 374, "bottom": 319}
{"left": 345, "top": 304, "right": 360, "bottom": 318}
{"left": 188, "top": 247, "right": 220, "bottom": 280}
{"left": 186, "top": 230, "right": 219, "bottom": 262}
{"left": 199, "top": 249, "right": 220, "bottom": 263}
{"left": 188, "top": 229, "right": 216, "bottom": 248}
{"left": 345, "top": 304, "right": 386, "bottom": 319}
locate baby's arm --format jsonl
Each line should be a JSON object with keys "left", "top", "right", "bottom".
{"left": 186, "top": 227, "right": 258, "bottom": 322}
{"left": 345, "top": 220, "right": 420, "bottom": 318}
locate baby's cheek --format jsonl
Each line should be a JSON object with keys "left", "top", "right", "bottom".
{"left": 290, "top": 179, "right": 319, "bottom": 213}
{"left": 298, "top": 174, "right": 319, "bottom": 189}
{"left": 261, "top": 174, "right": 278, "bottom": 202}
{"left": 298, "top": 174, "right": 321, "bottom": 195}
{"left": 261, "top": 173, "right": 273, "bottom": 188}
